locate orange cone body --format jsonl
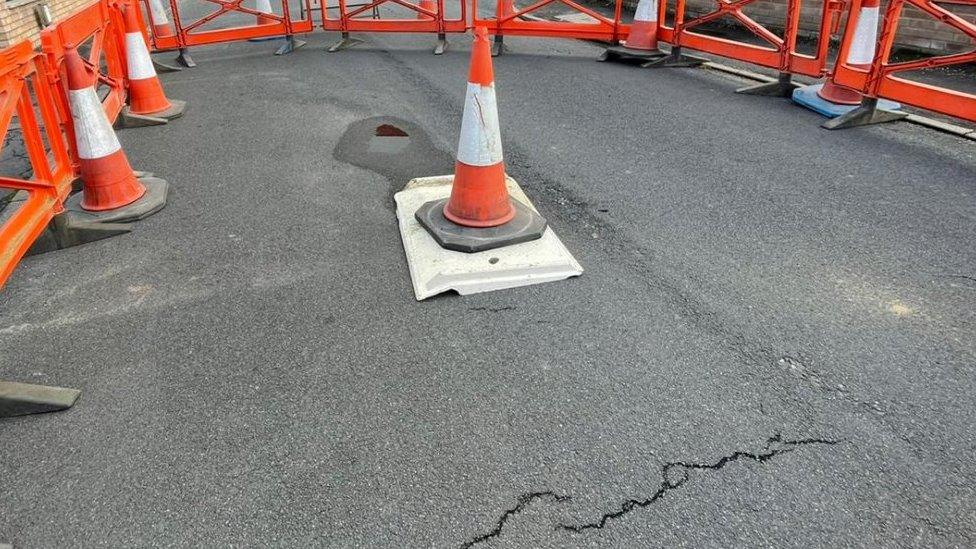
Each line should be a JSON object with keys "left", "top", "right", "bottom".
{"left": 417, "top": 0, "right": 437, "bottom": 19}
{"left": 819, "top": 0, "right": 880, "bottom": 105}
{"left": 624, "top": 0, "right": 659, "bottom": 50}
{"left": 147, "top": 0, "right": 176, "bottom": 37}
{"left": 443, "top": 27, "right": 514, "bottom": 228}
{"left": 64, "top": 48, "right": 145, "bottom": 211}
{"left": 121, "top": 5, "right": 174, "bottom": 115}
{"left": 256, "top": 0, "right": 277, "bottom": 25}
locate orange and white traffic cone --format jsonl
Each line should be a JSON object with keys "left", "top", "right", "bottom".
{"left": 792, "top": 0, "right": 900, "bottom": 119}
{"left": 414, "top": 27, "right": 546, "bottom": 253}
{"left": 62, "top": 46, "right": 168, "bottom": 222}
{"left": 118, "top": 4, "right": 185, "bottom": 127}
{"left": 256, "top": 0, "right": 277, "bottom": 26}
{"left": 147, "top": 0, "right": 175, "bottom": 38}
{"left": 600, "top": 0, "right": 666, "bottom": 63}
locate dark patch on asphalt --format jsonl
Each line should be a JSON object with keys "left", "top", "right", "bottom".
{"left": 460, "top": 491, "right": 571, "bottom": 549}
{"left": 333, "top": 116, "right": 454, "bottom": 210}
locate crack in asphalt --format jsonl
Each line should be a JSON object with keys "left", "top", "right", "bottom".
{"left": 460, "top": 491, "right": 571, "bottom": 549}
{"left": 558, "top": 434, "right": 842, "bottom": 532}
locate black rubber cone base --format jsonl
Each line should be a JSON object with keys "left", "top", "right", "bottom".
{"left": 415, "top": 197, "right": 548, "bottom": 253}
{"left": 0, "top": 381, "right": 80, "bottom": 418}
{"left": 66, "top": 176, "right": 168, "bottom": 224}
{"left": 599, "top": 44, "right": 667, "bottom": 64}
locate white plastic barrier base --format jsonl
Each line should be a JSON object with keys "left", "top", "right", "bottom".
{"left": 395, "top": 175, "right": 583, "bottom": 301}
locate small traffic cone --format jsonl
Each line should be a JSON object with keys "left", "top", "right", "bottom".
{"left": 792, "top": 0, "right": 900, "bottom": 118}
{"left": 599, "top": 0, "right": 666, "bottom": 63}
{"left": 414, "top": 27, "right": 546, "bottom": 253}
{"left": 118, "top": 4, "right": 185, "bottom": 126}
{"left": 256, "top": 0, "right": 277, "bottom": 26}
{"left": 62, "top": 46, "right": 168, "bottom": 222}
{"left": 147, "top": 0, "right": 175, "bottom": 38}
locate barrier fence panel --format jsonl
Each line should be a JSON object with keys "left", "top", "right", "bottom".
{"left": 320, "top": 0, "right": 467, "bottom": 37}
{"left": 143, "top": 0, "right": 315, "bottom": 51}
{"left": 832, "top": 0, "right": 976, "bottom": 122}
{"left": 656, "top": 0, "right": 843, "bottom": 76}
{"left": 0, "top": 42, "right": 76, "bottom": 288}
{"left": 471, "top": 0, "right": 626, "bottom": 42}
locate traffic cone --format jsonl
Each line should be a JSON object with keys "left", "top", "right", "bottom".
{"left": 147, "top": 0, "right": 175, "bottom": 38}
{"left": 63, "top": 46, "right": 168, "bottom": 222}
{"left": 599, "top": 0, "right": 665, "bottom": 63}
{"left": 414, "top": 27, "right": 546, "bottom": 253}
{"left": 792, "top": 0, "right": 900, "bottom": 117}
{"left": 256, "top": 0, "right": 277, "bottom": 26}
{"left": 119, "top": 4, "right": 185, "bottom": 125}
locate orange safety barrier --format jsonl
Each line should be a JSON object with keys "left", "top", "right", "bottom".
{"left": 0, "top": 42, "right": 76, "bottom": 288}
{"left": 471, "top": 0, "right": 627, "bottom": 42}
{"left": 831, "top": 0, "right": 976, "bottom": 123}
{"left": 144, "top": 0, "right": 315, "bottom": 51}
{"left": 320, "top": 0, "right": 467, "bottom": 53}
{"left": 656, "top": 0, "right": 843, "bottom": 77}
{"left": 40, "top": 0, "right": 130, "bottom": 125}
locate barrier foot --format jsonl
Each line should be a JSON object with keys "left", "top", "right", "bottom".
{"left": 275, "top": 35, "right": 307, "bottom": 55}
{"left": 176, "top": 48, "right": 196, "bottom": 68}
{"left": 736, "top": 72, "right": 798, "bottom": 97}
{"left": 0, "top": 381, "right": 81, "bottom": 418}
{"left": 328, "top": 33, "right": 363, "bottom": 52}
{"left": 821, "top": 97, "right": 908, "bottom": 130}
{"left": 433, "top": 33, "right": 447, "bottom": 55}
{"left": 641, "top": 46, "right": 706, "bottom": 68}
{"left": 598, "top": 44, "right": 667, "bottom": 64}
{"left": 65, "top": 175, "right": 169, "bottom": 224}
{"left": 491, "top": 35, "right": 505, "bottom": 57}
{"left": 152, "top": 57, "right": 182, "bottom": 73}
{"left": 27, "top": 211, "right": 132, "bottom": 256}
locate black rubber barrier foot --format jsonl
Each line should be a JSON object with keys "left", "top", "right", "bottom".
{"left": 598, "top": 44, "right": 667, "bottom": 64}
{"left": 415, "top": 197, "right": 548, "bottom": 253}
{"left": 176, "top": 48, "right": 196, "bottom": 68}
{"left": 491, "top": 35, "right": 505, "bottom": 57}
{"left": 433, "top": 34, "right": 447, "bottom": 55}
{"left": 27, "top": 211, "right": 132, "bottom": 256}
{"left": 275, "top": 36, "right": 307, "bottom": 55}
{"left": 65, "top": 176, "right": 169, "bottom": 224}
{"left": 736, "top": 72, "right": 798, "bottom": 97}
{"left": 0, "top": 381, "right": 81, "bottom": 418}
{"left": 641, "top": 46, "right": 707, "bottom": 68}
{"left": 115, "top": 99, "right": 186, "bottom": 129}
{"left": 153, "top": 58, "right": 182, "bottom": 73}
{"left": 821, "top": 97, "right": 908, "bottom": 130}
{"left": 328, "top": 33, "right": 364, "bottom": 52}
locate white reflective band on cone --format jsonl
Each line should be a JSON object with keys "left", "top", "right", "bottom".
{"left": 256, "top": 0, "right": 274, "bottom": 14}
{"left": 847, "top": 7, "right": 879, "bottom": 65}
{"left": 125, "top": 33, "right": 158, "bottom": 80}
{"left": 456, "top": 83, "right": 503, "bottom": 166}
{"left": 68, "top": 88, "right": 122, "bottom": 159}
{"left": 149, "top": 0, "right": 170, "bottom": 23}
{"left": 634, "top": 0, "right": 658, "bottom": 23}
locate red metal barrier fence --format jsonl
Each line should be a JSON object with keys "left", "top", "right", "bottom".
{"left": 0, "top": 42, "right": 76, "bottom": 287}
{"left": 145, "top": 0, "right": 315, "bottom": 51}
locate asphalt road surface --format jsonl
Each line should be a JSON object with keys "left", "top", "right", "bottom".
{"left": 1, "top": 10, "right": 975, "bottom": 548}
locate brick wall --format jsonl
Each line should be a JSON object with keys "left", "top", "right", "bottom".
{"left": 0, "top": 0, "right": 93, "bottom": 48}
{"left": 629, "top": 0, "right": 976, "bottom": 55}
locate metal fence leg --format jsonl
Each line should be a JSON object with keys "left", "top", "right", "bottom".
{"left": 491, "top": 34, "right": 505, "bottom": 57}
{"left": 822, "top": 97, "right": 908, "bottom": 129}
{"left": 275, "top": 34, "right": 307, "bottom": 55}
{"left": 641, "top": 46, "right": 706, "bottom": 68}
{"left": 176, "top": 48, "right": 196, "bottom": 68}
{"left": 328, "top": 32, "right": 364, "bottom": 52}
{"left": 433, "top": 32, "right": 447, "bottom": 55}
{"left": 736, "top": 71, "right": 799, "bottom": 97}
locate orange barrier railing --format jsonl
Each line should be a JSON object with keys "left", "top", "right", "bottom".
{"left": 0, "top": 42, "right": 76, "bottom": 287}
{"left": 831, "top": 0, "right": 976, "bottom": 123}
{"left": 321, "top": 0, "right": 467, "bottom": 36}
{"left": 146, "top": 0, "right": 315, "bottom": 51}
{"left": 471, "top": 0, "right": 626, "bottom": 42}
